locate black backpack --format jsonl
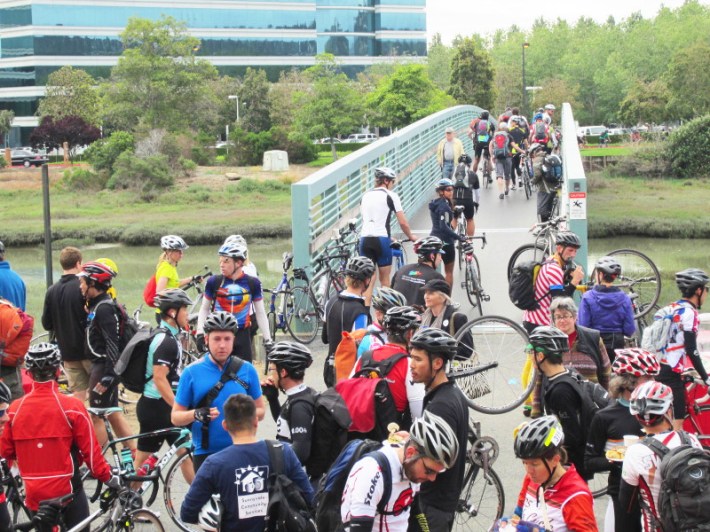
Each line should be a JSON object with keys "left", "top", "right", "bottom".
{"left": 89, "top": 298, "right": 141, "bottom": 359}
{"left": 453, "top": 163, "right": 468, "bottom": 188}
{"left": 508, "top": 260, "right": 549, "bottom": 311}
{"left": 265, "top": 440, "right": 316, "bottom": 532}
{"left": 643, "top": 432, "right": 710, "bottom": 532}
{"left": 113, "top": 326, "right": 168, "bottom": 394}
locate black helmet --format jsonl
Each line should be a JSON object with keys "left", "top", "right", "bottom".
{"left": 410, "top": 328, "right": 457, "bottom": 360}
{"left": 268, "top": 341, "right": 313, "bottom": 372}
{"left": 414, "top": 236, "right": 444, "bottom": 258}
{"left": 595, "top": 256, "right": 621, "bottom": 277}
{"left": 528, "top": 326, "right": 569, "bottom": 360}
{"left": 345, "top": 256, "right": 375, "bottom": 281}
{"left": 154, "top": 289, "right": 193, "bottom": 313}
{"left": 203, "top": 311, "right": 238, "bottom": 334}
{"left": 555, "top": 231, "right": 581, "bottom": 249}
{"left": 458, "top": 153, "right": 472, "bottom": 165}
{"left": 25, "top": 342, "right": 62, "bottom": 372}
{"left": 675, "top": 268, "right": 709, "bottom": 294}
{"left": 374, "top": 167, "right": 396, "bottom": 182}
{"left": 514, "top": 416, "right": 564, "bottom": 459}
{"left": 382, "top": 306, "right": 421, "bottom": 334}
{"left": 0, "top": 381, "right": 10, "bottom": 404}
{"left": 371, "top": 287, "right": 407, "bottom": 313}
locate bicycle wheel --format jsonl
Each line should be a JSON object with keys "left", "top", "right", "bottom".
{"left": 268, "top": 310, "right": 277, "bottom": 339}
{"left": 589, "top": 471, "right": 609, "bottom": 499}
{"left": 286, "top": 287, "right": 319, "bottom": 344}
{"left": 7, "top": 478, "right": 32, "bottom": 525}
{"left": 457, "top": 229, "right": 466, "bottom": 271}
{"left": 464, "top": 256, "right": 483, "bottom": 317}
{"left": 128, "top": 508, "right": 166, "bottom": 531}
{"left": 452, "top": 316, "right": 533, "bottom": 414}
{"left": 522, "top": 163, "right": 532, "bottom": 200}
{"left": 455, "top": 463, "right": 505, "bottom": 531}
{"left": 507, "top": 242, "right": 548, "bottom": 281}
{"left": 164, "top": 452, "right": 199, "bottom": 532}
{"left": 30, "top": 332, "right": 50, "bottom": 345}
{"left": 601, "top": 249, "right": 661, "bottom": 319}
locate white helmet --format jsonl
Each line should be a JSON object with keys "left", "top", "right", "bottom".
{"left": 198, "top": 494, "right": 223, "bottom": 531}
{"left": 409, "top": 411, "right": 459, "bottom": 469}
{"left": 224, "top": 234, "right": 247, "bottom": 247}
{"left": 544, "top": 104, "right": 556, "bottom": 111}
{"left": 218, "top": 242, "right": 247, "bottom": 261}
{"left": 160, "top": 235, "right": 188, "bottom": 251}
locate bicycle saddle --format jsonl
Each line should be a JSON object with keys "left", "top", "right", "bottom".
{"left": 87, "top": 406, "right": 124, "bottom": 418}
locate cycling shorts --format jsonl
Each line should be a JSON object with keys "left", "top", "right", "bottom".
{"left": 473, "top": 141, "right": 490, "bottom": 158}
{"left": 441, "top": 241, "right": 456, "bottom": 265}
{"left": 137, "top": 396, "right": 180, "bottom": 453}
{"left": 454, "top": 196, "right": 475, "bottom": 220}
{"left": 359, "top": 236, "right": 393, "bottom": 267}
{"left": 88, "top": 360, "right": 119, "bottom": 409}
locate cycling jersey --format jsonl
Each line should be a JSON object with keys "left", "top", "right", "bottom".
{"left": 428, "top": 197, "right": 459, "bottom": 244}
{"left": 143, "top": 321, "right": 181, "bottom": 400}
{"left": 204, "top": 274, "right": 263, "bottom": 329}
{"left": 341, "top": 444, "right": 418, "bottom": 531}
{"left": 523, "top": 257, "right": 576, "bottom": 327}
{"left": 86, "top": 293, "right": 121, "bottom": 363}
{"left": 360, "top": 187, "right": 403, "bottom": 238}
{"left": 391, "top": 263, "right": 445, "bottom": 307}
{"left": 155, "top": 260, "right": 180, "bottom": 289}
{"left": 660, "top": 300, "right": 699, "bottom": 369}
{"left": 275, "top": 384, "right": 316, "bottom": 466}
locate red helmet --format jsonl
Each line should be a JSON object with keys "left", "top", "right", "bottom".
{"left": 630, "top": 380, "right": 673, "bottom": 426}
{"left": 78, "top": 261, "right": 116, "bottom": 286}
{"left": 612, "top": 348, "right": 660, "bottom": 377}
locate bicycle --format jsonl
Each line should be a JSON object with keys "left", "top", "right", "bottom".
{"left": 390, "top": 238, "right": 410, "bottom": 271}
{"left": 461, "top": 235, "right": 490, "bottom": 316}
{"left": 682, "top": 374, "right": 710, "bottom": 448}
{"left": 519, "top": 151, "right": 535, "bottom": 200}
{"left": 454, "top": 205, "right": 468, "bottom": 271}
{"left": 1, "top": 457, "right": 32, "bottom": 526}
{"left": 506, "top": 215, "right": 568, "bottom": 280}
{"left": 481, "top": 157, "right": 492, "bottom": 189}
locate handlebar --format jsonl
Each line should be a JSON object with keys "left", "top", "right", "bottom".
{"left": 464, "top": 233, "right": 487, "bottom": 250}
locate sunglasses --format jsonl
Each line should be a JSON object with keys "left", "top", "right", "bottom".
{"left": 419, "top": 456, "right": 446, "bottom": 476}
{"left": 442, "top": 187, "right": 453, "bottom": 192}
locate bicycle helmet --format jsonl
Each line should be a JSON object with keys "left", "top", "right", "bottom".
{"left": 414, "top": 236, "right": 444, "bottom": 258}
{"left": 374, "top": 167, "right": 396, "bottom": 182}
{"left": 458, "top": 153, "right": 472, "bottom": 165}
{"left": 203, "top": 311, "right": 238, "bottom": 334}
{"left": 218, "top": 242, "right": 248, "bottom": 261}
{"left": 498, "top": 122, "right": 509, "bottom": 130}
{"left": 409, "top": 411, "right": 459, "bottom": 469}
{"left": 77, "top": 261, "right": 116, "bottom": 286}
{"left": 268, "top": 341, "right": 313, "bottom": 372}
{"left": 25, "top": 342, "right": 62, "bottom": 372}
{"left": 528, "top": 326, "right": 569, "bottom": 361}
{"left": 555, "top": 231, "right": 581, "bottom": 249}
{"left": 545, "top": 104, "right": 556, "bottom": 111}
{"left": 533, "top": 113, "right": 544, "bottom": 122}
{"left": 224, "top": 234, "right": 247, "bottom": 247}
{"left": 198, "top": 495, "right": 223, "bottom": 532}
{"left": 382, "top": 306, "right": 421, "bottom": 334}
{"left": 675, "top": 268, "right": 709, "bottom": 294}
{"left": 344, "top": 256, "right": 375, "bottom": 281}
{"left": 514, "top": 415, "right": 564, "bottom": 459}
{"left": 0, "top": 381, "right": 10, "bottom": 405}
{"left": 409, "top": 328, "right": 457, "bottom": 360}
{"left": 371, "top": 287, "right": 407, "bottom": 313}
{"left": 630, "top": 380, "right": 673, "bottom": 426}
{"left": 95, "top": 258, "right": 119, "bottom": 275}
{"left": 160, "top": 235, "right": 188, "bottom": 251}
{"left": 595, "top": 256, "right": 621, "bottom": 278}
{"left": 435, "top": 178, "right": 454, "bottom": 191}
{"left": 154, "top": 289, "right": 193, "bottom": 313}
{"left": 612, "top": 348, "right": 660, "bottom": 377}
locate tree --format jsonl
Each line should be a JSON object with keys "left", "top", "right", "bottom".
{"left": 666, "top": 41, "right": 710, "bottom": 120}
{"left": 618, "top": 79, "right": 670, "bottom": 126}
{"left": 269, "top": 69, "right": 309, "bottom": 129}
{"left": 101, "top": 16, "right": 219, "bottom": 133}
{"left": 529, "top": 78, "right": 582, "bottom": 117}
{"left": 238, "top": 68, "right": 272, "bottom": 133}
{"left": 37, "top": 66, "right": 101, "bottom": 126}
{"left": 29, "top": 116, "right": 101, "bottom": 156}
{"left": 427, "top": 34, "right": 452, "bottom": 91}
{"left": 448, "top": 37, "right": 496, "bottom": 110}
{"left": 0, "top": 110, "right": 14, "bottom": 146}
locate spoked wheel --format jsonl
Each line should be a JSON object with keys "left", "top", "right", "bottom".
{"left": 455, "top": 462, "right": 505, "bottom": 531}
{"left": 464, "top": 255, "right": 484, "bottom": 317}
{"left": 286, "top": 287, "right": 319, "bottom": 344}
{"left": 457, "top": 239, "right": 465, "bottom": 271}
{"left": 450, "top": 316, "right": 533, "bottom": 414}
{"left": 164, "top": 452, "right": 199, "bottom": 532}
{"left": 590, "top": 249, "right": 661, "bottom": 319}
{"left": 522, "top": 163, "right": 533, "bottom": 199}
{"left": 507, "top": 242, "right": 548, "bottom": 281}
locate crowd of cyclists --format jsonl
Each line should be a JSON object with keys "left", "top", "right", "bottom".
{"left": 0, "top": 102, "right": 707, "bottom": 532}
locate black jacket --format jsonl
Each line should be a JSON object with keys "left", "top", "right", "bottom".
{"left": 41, "top": 275, "right": 88, "bottom": 361}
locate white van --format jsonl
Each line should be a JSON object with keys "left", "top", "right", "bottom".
{"left": 577, "top": 125, "right": 607, "bottom": 137}
{"left": 345, "top": 133, "right": 377, "bottom": 144}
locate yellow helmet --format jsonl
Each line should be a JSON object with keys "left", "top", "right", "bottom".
{"left": 95, "top": 257, "right": 119, "bottom": 276}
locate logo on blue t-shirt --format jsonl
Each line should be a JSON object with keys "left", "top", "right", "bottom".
{"left": 234, "top": 465, "right": 269, "bottom": 518}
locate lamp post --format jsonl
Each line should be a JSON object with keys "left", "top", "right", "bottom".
{"left": 227, "top": 95, "right": 240, "bottom": 157}
{"left": 522, "top": 42, "right": 529, "bottom": 117}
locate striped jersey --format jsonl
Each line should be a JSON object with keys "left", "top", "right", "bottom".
{"left": 523, "top": 259, "right": 565, "bottom": 326}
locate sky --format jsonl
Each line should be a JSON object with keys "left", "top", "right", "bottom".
{"left": 426, "top": 0, "right": 698, "bottom": 44}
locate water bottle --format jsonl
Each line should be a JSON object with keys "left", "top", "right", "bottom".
{"left": 316, "top": 275, "right": 328, "bottom": 300}
{"left": 120, "top": 448, "right": 135, "bottom": 474}
{"left": 136, "top": 453, "right": 159, "bottom": 477}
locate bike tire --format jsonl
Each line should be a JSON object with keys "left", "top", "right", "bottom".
{"left": 164, "top": 452, "right": 198, "bottom": 532}
{"left": 7, "top": 481, "right": 32, "bottom": 526}
{"left": 455, "top": 462, "right": 505, "bottom": 531}
{"left": 267, "top": 310, "right": 277, "bottom": 340}
{"left": 506, "top": 242, "right": 548, "bottom": 281}
{"left": 452, "top": 316, "right": 534, "bottom": 414}
{"left": 522, "top": 164, "right": 532, "bottom": 200}
{"left": 127, "top": 508, "right": 165, "bottom": 531}
{"left": 286, "top": 287, "right": 319, "bottom": 344}
{"left": 589, "top": 471, "right": 609, "bottom": 499}
{"left": 464, "top": 257, "right": 484, "bottom": 317}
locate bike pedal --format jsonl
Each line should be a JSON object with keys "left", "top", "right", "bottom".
{"left": 482, "top": 294, "right": 491, "bottom": 302}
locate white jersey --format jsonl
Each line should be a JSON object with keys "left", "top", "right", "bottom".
{"left": 341, "top": 444, "right": 418, "bottom": 532}
{"left": 360, "top": 187, "right": 403, "bottom": 238}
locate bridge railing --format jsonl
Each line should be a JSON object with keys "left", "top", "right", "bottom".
{"left": 291, "top": 104, "right": 485, "bottom": 271}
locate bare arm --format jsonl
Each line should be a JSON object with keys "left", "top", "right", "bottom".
{"left": 171, "top": 402, "right": 218, "bottom": 427}
{"left": 153, "top": 365, "right": 175, "bottom": 407}
{"left": 395, "top": 211, "right": 416, "bottom": 242}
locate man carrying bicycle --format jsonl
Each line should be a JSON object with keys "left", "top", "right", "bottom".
{"left": 391, "top": 237, "right": 446, "bottom": 308}
{"left": 452, "top": 153, "right": 479, "bottom": 237}
{"left": 0, "top": 343, "right": 120, "bottom": 529}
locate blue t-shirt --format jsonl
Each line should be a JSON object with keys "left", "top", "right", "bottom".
{"left": 0, "top": 261, "right": 26, "bottom": 310}
{"left": 174, "top": 355, "right": 262, "bottom": 455}
{"left": 204, "top": 274, "right": 262, "bottom": 329}
{"left": 180, "top": 441, "right": 314, "bottom": 532}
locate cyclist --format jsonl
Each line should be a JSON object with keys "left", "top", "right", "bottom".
{"left": 172, "top": 311, "right": 265, "bottom": 472}
{"left": 586, "top": 348, "right": 659, "bottom": 532}
{"left": 508, "top": 116, "right": 528, "bottom": 188}
{"left": 322, "top": 256, "right": 374, "bottom": 387}
{"left": 0, "top": 240, "right": 26, "bottom": 310}
{"left": 197, "top": 241, "right": 272, "bottom": 363}
{"left": 578, "top": 256, "right": 636, "bottom": 359}
{"left": 0, "top": 381, "right": 12, "bottom": 530}
{"left": 359, "top": 167, "right": 416, "bottom": 305}
{"left": 452, "top": 153, "right": 479, "bottom": 237}
{"left": 489, "top": 121, "right": 523, "bottom": 199}
{"left": 391, "top": 237, "right": 446, "bottom": 308}
{"left": 467, "top": 111, "right": 494, "bottom": 184}
{"left": 153, "top": 235, "right": 195, "bottom": 321}
{"left": 655, "top": 268, "right": 710, "bottom": 430}
{"left": 357, "top": 287, "right": 407, "bottom": 357}
{"left": 543, "top": 104, "right": 555, "bottom": 126}
{"left": 529, "top": 113, "right": 552, "bottom": 155}
{"left": 0, "top": 343, "right": 120, "bottom": 528}
{"left": 79, "top": 261, "right": 135, "bottom": 450}
{"left": 408, "top": 329, "right": 468, "bottom": 531}
{"left": 429, "top": 178, "right": 466, "bottom": 288}
{"left": 341, "top": 410, "right": 458, "bottom": 532}
{"left": 136, "top": 288, "right": 195, "bottom": 483}
{"left": 436, "top": 127, "right": 464, "bottom": 179}
{"left": 620, "top": 380, "right": 703, "bottom": 531}
{"left": 522, "top": 231, "right": 585, "bottom": 335}
{"left": 513, "top": 416, "right": 597, "bottom": 531}
{"left": 223, "top": 234, "right": 258, "bottom": 277}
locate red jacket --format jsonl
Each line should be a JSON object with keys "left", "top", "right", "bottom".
{"left": 0, "top": 380, "right": 111, "bottom": 510}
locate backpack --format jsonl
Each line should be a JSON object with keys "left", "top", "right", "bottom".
{"left": 453, "top": 163, "right": 469, "bottom": 188}
{"left": 113, "top": 326, "right": 168, "bottom": 394}
{"left": 476, "top": 119, "right": 490, "bottom": 143}
{"left": 642, "top": 431, "right": 710, "bottom": 531}
{"left": 314, "top": 439, "right": 392, "bottom": 531}
{"left": 542, "top": 155, "right": 563, "bottom": 186}
{"left": 143, "top": 276, "right": 157, "bottom": 307}
{"left": 641, "top": 303, "right": 678, "bottom": 360}
{"left": 534, "top": 122, "right": 550, "bottom": 144}
{"left": 544, "top": 370, "right": 610, "bottom": 440}
{"left": 0, "top": 299, "right": 34, "bottom": 367}
{"left": 290, "top": 388, "right": 352, "bottom": 478}
{"left": 88, "top": 299, "right": 142, "bottom": 359}
{"left": 334, "top": 329, "right": 369, "bottom": 384}
{"left": 335, "top": 350, "right": 408, "bottom": 440}
{"left": 492, "top": 132, "right": 510, "bottom": 160}
{"left": 508, "top": 260, "right": 549, "bottom": 311}
{"left": 265, "top": 440, "right": 316, "bottom": 532}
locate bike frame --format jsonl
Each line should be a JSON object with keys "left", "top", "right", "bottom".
{"left": 683, "top": 378, "right": 710, "bottom": 447}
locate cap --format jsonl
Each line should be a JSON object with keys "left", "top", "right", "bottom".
{"left": 421, "top": 278, "right": 451, "bottom": 296}
{"left": 445, "top": 127, "right": 454, "bottom": 134}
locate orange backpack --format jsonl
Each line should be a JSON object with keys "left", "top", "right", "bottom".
{"left": 0, "top": 299, "right": 34, "bottom": 367}
{"left": 334, "top": 329, "right": 369, "bottom": 384}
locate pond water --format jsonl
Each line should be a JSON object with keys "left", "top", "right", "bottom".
{"left": 7, "top": 236, "right": 710, "bottom": 330}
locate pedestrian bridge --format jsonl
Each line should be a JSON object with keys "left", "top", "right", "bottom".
{"left": 291, "top": 104, "right": 589, "bottom": 320}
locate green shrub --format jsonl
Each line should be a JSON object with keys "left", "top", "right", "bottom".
{"left": 232, "top": 129, "right": 276, "bottom": 165}
{"left": 59, "top": 167, "right": 108, "bottom": 191}
{"left": 107, "top": 152, "right": 173, "bottom": 200}
{"left": 85, "top": 131, "right": 134, "bottom": 174}
{"left": 666, "top": 115, "right": 710, "bottom": 178}
{"left": 190, "top": 146, "right": 212, "bottom": 165}
{"left": 269, "top": 127, "right": 318, "bottom": 164}
{"left": 179, "top": 156, "right": 197, "bottom": 175}
{"left": 606, "top": 142, "right": 670, "bottom": 178}
{"left": 0, "top": 156, "right": 6, "bottom": 168}
{"left": 230, "top": 178, "right": 290, "bottom": 193}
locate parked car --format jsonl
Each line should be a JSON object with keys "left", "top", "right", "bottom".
{"left": 314, "top": 137, "right": 342, "bottom": 145}
{"left": 577, "top": 125, "right": 607, "bottom": 137}
{"left": 10, "top": 149, "right": 49, "bottom": 167}
{"left": 345, "top": 133, "right": 377, "bottom": 144}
